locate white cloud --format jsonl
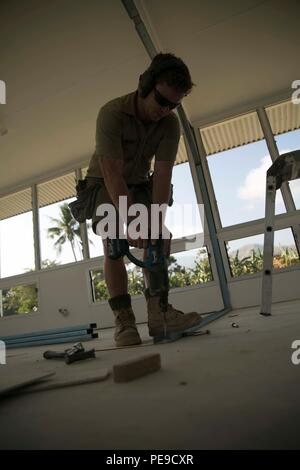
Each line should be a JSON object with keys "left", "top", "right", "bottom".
{"left": 237, "top": 149, "right": 293, "bottom": 202}
{"left": 237, "top": 155, "right": 270, "bottom": 201}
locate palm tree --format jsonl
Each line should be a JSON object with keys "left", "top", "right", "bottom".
{"left": 47, "top": 202, "right": 83, "bottom": 261}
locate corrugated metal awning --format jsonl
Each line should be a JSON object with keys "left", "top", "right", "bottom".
{"left": 0, "top": 188, "right": 32, "bottom": 222}
{"left": 200, "top": 99, "right": 300, "bottom": 156}
{"left": 38, "top": 173, "right": 76, "bottom": 208}
{"left": 0, "top": 173, "right": 76, "bottom": 222}
{"left": 266, "top": 99, "right": 300, "bottom": 135}
{"left": 200, "top": 111, "right": 264, "bottom": 156}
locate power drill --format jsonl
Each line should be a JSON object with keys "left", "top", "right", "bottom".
{"left": 107, "top": 236, "right": 169, "bottom": 315}
{"left": 43, "top": 342, "right": 95, "bottom": 364}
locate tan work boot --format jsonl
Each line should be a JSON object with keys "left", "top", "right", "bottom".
{"left": 109, "top": 294, "right": 142, "bottom": 347}
{"left": 144, "top": 289, "right": 203, "bottom": 343}
{"left": 113, "top": 307, "right": 142, "bottom": 347}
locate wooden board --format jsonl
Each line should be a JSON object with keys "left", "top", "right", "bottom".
{"left": 21, "top": 368, "right": 110, "bottom": 393}
{"left": 0, "top": 367, "right": 55, "bottom": 398}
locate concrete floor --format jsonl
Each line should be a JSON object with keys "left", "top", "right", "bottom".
{"left": 0, "top": 299, "right": 300, "bottom": 450}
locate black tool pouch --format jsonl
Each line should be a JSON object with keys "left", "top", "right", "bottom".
{"left": 68, "top": 178, "right": 101, "bottom": 223}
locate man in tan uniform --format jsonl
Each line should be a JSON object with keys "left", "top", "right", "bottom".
{"left": 86, "top": 53, "right": 202, "bottom": 345}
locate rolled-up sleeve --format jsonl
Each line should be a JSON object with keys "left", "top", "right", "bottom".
{"left": 155, "top": 113, "right": 180, "bottom": 163}
{"left": 94, "top": 104, "right": 123, "bottom": 160}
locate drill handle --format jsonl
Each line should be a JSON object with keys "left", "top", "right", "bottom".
{"left": 107, "top": 237, "right": 166, "bottom": 270}
{"left": 107, "top": 238, "right": 126, "bottom": 260}
{"left": 43, "top": 350, "right": 66, "bottom": 359}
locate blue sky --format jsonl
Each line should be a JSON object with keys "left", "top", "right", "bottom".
{"left": 207, "top": 131, "right": 300, "bottom": 227}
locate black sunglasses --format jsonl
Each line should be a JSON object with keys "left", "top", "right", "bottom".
{"left": 153, "top": 88, "right": 181, "bottom": 110}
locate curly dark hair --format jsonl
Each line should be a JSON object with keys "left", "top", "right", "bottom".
{"left": 151, "top": 52, "right": 195, "bottom": 96}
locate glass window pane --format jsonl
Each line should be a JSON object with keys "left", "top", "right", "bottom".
{"left": 38, "top": 173, "right": 83, "bottom": 267}
{"left": 89, "top": 246, "right": 213, "bottom": 303}
{"left": 39, "top": 197, "right": 84, "bottom": 267}
{"left": 169, "top": 162, "right": 204, "bottom": 239}
{"left": 273, "top": 227, "right": 300, "bottom": 269}
{"left": 0, "top": 283, "right": 38, "bottom": 318}
{"left": 0, "top": 211, "right": 34, "bottom": 278}
{"left": 89, "top": 268, "right": 107, "bottom": 302}
{"left": 226, "top": 228, "right": 299, "bottom": 278}
{"left": 206, "top": 140, "right": 286, "bottom": 228}
{"left": 168, "top": 247, "right": 213, "bottom": 288}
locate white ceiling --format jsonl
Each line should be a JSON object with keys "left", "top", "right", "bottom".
{"left": 0, "top": 0, "right": 299, "bottom": 195}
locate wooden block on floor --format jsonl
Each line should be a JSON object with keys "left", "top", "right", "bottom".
{"left": 113, "top": 353, "right": 161, "bottom": 383}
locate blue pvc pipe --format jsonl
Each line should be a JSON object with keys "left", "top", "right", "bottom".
{"left": 4, "top": 329, "right": 93, "bottom": 345}
{"left": 0, "top": 323, "right": 97, "bottom": 342}
{"left": 6, "top": 333, "right": 98, "bottom": 349}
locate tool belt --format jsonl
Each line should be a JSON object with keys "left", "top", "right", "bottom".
{"left": 68, "top": 174, "right": 173, "bottom": 224}
{"left": 68, "top": 178, "right": 102, "bottom": 223}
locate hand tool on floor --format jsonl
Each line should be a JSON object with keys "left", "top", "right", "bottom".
{"left": 43, "top": 342, "right": 95, "bottom": 364}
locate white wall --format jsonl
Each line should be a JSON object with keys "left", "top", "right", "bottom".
{"left": 229, "top": 267, "right": 300, "bottom": 310}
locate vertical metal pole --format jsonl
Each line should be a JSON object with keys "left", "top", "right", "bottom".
{"left": 75, "top": 169, "right": 90, "bottom": 260}
{"left": 177, "top": 109, "right": 231, "bottom": 309}
{"left": 121, "top": 0, "right": 157, "bottom": 58}
{"left": 31, "top": 184, "right": 41, "bottom": 271}
{"left": 260, "top": 175, "right": 277, "bottom": 316}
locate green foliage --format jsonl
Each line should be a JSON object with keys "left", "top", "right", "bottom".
{"left": 168, "top": 248, "right": 213, "bottom": 287}
{"left": 90, "top": 268, "right": 109, "bottom": 301}
{"left": 40, "top": 259, "right": 60, "bottom": 269}
{"left": 91, "top": 245, "right": 299, "bottom": 301}
{"left": 91, "top": 248, "right": 213, "bottom": 301}
{"left": 274, "top": 246, "right": 299, "bottom": 269}
{"left": 228, "top": 246, "right": 299, "bottom": 277}
{"left": 2, "top": 284, "right": 38, "bottom": 316}
{"left": 127, "top": 267, "right": 144, "bottom": 296}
